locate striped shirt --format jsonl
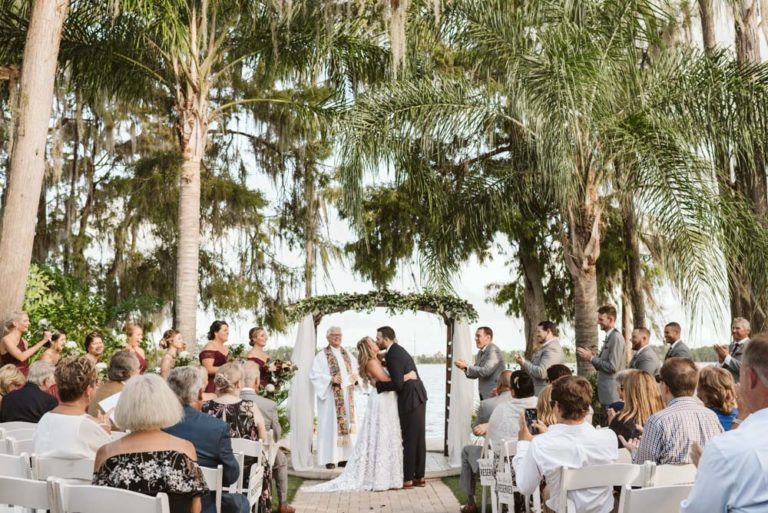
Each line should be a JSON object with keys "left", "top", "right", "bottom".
{"left": 633, "top": 396, "right": 723, "bottom": 465}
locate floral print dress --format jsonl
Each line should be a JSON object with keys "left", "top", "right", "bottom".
{"left": 202, "top": 399, "right": 272, "bottom": 513}
{"left": 92, "top": 450, "right": 208, "bottom": 513}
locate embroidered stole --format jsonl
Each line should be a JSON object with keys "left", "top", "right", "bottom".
{"left": 324, "top": 345, "right": 356, "bottom": 446}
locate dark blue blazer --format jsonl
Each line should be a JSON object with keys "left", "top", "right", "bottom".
{"left": 164, "top": 405, "right": 248, "bottom": 513}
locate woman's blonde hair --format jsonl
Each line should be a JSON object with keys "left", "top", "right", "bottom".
{"left": 124, "top": 322, "right": 142, "bottom": 337}
{"left": 617, "top": 370, "right": 664, "bottom": 426}
{"left": 114, "top": 374, "right": 182, "bottom": 431}
{"left": 356, "top": 337, "right": 378, "bottom": 386}
{"left": 159, "top": 329, "right": 178, "bottom": 350}
{"left": 3, "top": 311, "right": 26, "bottom": 336}
{"left": 214, "top": 362, "right": 243, "bottom": 395}
{"left": 0, "top": 364, "right": 25, "bottom": 395}
{"left": 536, "top": 385, "right": 558, "bottom": 426}
{"left": 697, "top": 365, "right": 738, "bottom": 414}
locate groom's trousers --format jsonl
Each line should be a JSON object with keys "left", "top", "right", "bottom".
{"left": 400, "top": 401, "right": 427, "bottom": 481}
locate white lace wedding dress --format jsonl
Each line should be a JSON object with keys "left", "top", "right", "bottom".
{"left": 308, "top": 386, "right": 403, "bottom": 492}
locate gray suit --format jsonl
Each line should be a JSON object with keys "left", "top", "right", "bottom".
{"left": 475, "top": 393, "right": 512, "bottom": 426}
{"left": 630, "top": 345, "right": 661, "bottom": 376}
{"left": 465, "top": 343, "right": 506, "bottom": 400}
{"left": 722, "top": 338, "right": 748, "bottom": 383}
{"left": 664, "top": 340, "right": 693, "bottom": 360}
{"left": 240, "top": 389, "right": 288, "bottom": 503}
{"left": 522, "top": 339, "right": 566, "bottom": 395}
{"left": 591, "top": 329, "right": 626, "bottom": 406}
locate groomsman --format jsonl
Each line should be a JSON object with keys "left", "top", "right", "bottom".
{"left": 576, "top": 305, "right": 626, "bottom": 409}
{"left": 663, "top": 322, "right": 693, "bottom": 360}
{"left": 629, "top": 327, "right": 661, "bottom": 376}
{"left": 513, "top": 321, "right": 565, "bottom": 395}
{"left": 714, "top": 317, "right": 751, "bottom": 383}
{"left": 455, "top": 327, "right": 505, "bottom": 400}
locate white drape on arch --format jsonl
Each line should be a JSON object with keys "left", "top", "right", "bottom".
{"left": 446, "top": 320, "right": 473, "bottom": 467}
{"left": 289, "top": 314, "right": 317, "bottom": 471}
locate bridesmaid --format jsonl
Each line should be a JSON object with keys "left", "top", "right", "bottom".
{"left": 124, "top": 323, "right": 147, "bottom": 374}
{"left": 159, "top": 329, "right": 186, "bottom": 379}
{"left": 39, "top": 331, "right": 67, "bottom": 365}
{"left": 245, "top": 327, "right": 270, "bottom": 389}
{"left": 84, "top": 332, "right": 105, "bottom": 365}
{"left": 199, "top": 321, "right": 230, "bottom": 393}
{"left": 0, "top": 311, "right": 51, "bottom": 377}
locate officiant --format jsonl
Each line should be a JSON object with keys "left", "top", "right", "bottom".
{"left": 309, "top": 326, "right": 359, "bottom": 469}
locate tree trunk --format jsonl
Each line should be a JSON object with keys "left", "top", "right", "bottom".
{"left": 736, "top": 0, "right": 761, "bottom": 65}
{"left": 572, "top": 266, "right": 598, "bottom": 377}
{"left": 304, "top": 163, "right": 317, "bottom": 299}
{"left": 622, "top": 195, "right": 646, "bottom": 327}
{"left": 518, "top": 233, "right": 547, "bottom": 360}
{"left": 32, "top": 176, "right": 49, "bottom": 263}
{"left": 174, "top": 110, "right": 207, "bottom": 350}
{"left": 0, "top": 0, "right": 69, "bottom": 322}
{"left": 698, "top": 0, "right": 717, "bottom": 52}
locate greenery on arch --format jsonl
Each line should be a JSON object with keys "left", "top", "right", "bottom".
{"left": 287, "top": 290, "right": 479, "bottom": 324}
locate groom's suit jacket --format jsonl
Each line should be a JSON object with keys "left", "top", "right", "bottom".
{"left": 376, "top": 343, "right": 427, "bottom": 414}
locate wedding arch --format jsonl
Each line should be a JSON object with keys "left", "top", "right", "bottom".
{"left": 286, "top": 290, "right": 479, "bottom": 471}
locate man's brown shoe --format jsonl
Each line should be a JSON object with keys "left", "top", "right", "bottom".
{"left": 460, "top": 504, "right": 478, "bottom": 513}
{"left": 413, "top": 478, "right": 426, "bottom": 487}
{"left": 279, "top": 505, "right": 296, "bottom": 513}
{"left": 402, "top": 480, "right": 414, "bottom": 489}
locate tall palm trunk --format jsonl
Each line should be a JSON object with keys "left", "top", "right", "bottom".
{"left": 622, "top": 195, "right": 645, "bottom": 327}
{"left": 518, "top": 232, "right": 547, "bottom": 359}
{"left": 304, "top": 164, "right": 317, "bottom": 299}
{"left": 0, "top": 0, "right": 69, "bottom": 322}
{"left": 698, "top": 0, "right": 717, "bottom": 51}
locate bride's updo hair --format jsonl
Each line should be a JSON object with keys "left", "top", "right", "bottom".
{"left": 356, "top": 337, "right": 378, "bottom": 386}
{"left": 214, "top": 362, "right": 242, "bottom": 395}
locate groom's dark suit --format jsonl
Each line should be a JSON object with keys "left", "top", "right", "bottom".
{"left": 376, "top": 342, "right": 428, "bottom": 482}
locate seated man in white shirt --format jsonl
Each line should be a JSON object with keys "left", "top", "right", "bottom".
{"left": 681, "top": 334, "right": 768, "bottom": 513}
{"left": 514, "top": 376, "right": 618, "bottom": 513}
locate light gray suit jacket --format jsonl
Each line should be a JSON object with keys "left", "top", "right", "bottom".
{"left": 664, "top": 340, "right": 693, "bottom": 361}
{"left": 591, "top": 329, "right": 626, "bottom": 405}
{"left": 722, "top": 338, "right": 748, "bottom": 383}
{"left": 522, "top": 339, "right": 566, "bottom": 395}
{"left": 475, "top": 393, "right": 512, "bottom": 426}
{"left": 241, "top": 388, "right": 281, "bottom": 441}
{"left": 630, "top": 345, "right": 661, "bottom": 376}
{"left": 465, "top": 343, "right": 506, "bottom": 400}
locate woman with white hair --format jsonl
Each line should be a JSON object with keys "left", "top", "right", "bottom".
{"left": 1, "top": 310, "right": 51, "bottom": 376}
{"left": 93, "top": 374, "right": 208, "bottom": 513}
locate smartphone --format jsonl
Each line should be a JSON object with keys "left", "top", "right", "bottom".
{"left": 524, "top": 408, "right": 538, "bottom": 434}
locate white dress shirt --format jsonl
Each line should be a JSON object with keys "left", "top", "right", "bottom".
{"left": 487, "top": 395, "right": 538, "bottom": 454}
{"left": 680, "top": 407, "right": 768, "bottom": 512}
{"left": 513, "top": 421, "right": 618, "bottom": 513}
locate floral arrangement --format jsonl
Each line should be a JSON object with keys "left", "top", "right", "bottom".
{"left": 259, "top": 359, "right": 298, "bottom": 404}
{"left": 228, "top": 343, "right": 247, "bottom": 362}
{"left": 95, "top": 361, "right": 109, "bottom": 383}
{"left": 62, "top": 339, "right": 84, "bottom": 357}
{"left": 175, "top": 350, "right": 196, "bottom": 367}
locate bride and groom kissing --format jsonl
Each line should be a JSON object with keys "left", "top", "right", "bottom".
{"left": 310, "top": 326, "right": 428, "bottom": 492}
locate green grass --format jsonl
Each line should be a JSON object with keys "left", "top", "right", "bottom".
{"left": 271, "top": 475, "right": 303, "bottom": 511}
{"left": 442, "top": 476, "right": 491, "bottom": 513}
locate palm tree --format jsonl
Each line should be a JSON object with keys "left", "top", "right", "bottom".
{"left": 0, "top": 0, "right": 69, "bottom": 323}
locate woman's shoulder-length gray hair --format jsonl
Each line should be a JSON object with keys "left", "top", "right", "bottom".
{"left": 167, "top": 366, "right": 206, "bottom": 405}
{"left": 114, "top": 374, "right": 182, "bottom": 431}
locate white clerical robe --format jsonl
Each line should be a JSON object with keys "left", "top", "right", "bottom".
{"left": 309, "top": 345, "right": 358, "bottom": 466}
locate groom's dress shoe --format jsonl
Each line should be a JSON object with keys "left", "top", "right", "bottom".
{"left": 402, "top": 481, "right": 414, "bottom": 489}
{"left": 325, "top": 463, "right": 336, "bottom": 469}
{"left": 413, "top": 478, "right": 426, "bottom": 487}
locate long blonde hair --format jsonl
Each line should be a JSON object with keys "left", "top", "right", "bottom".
{"left": 356, "top": 337, "right": 378, "bottom": 386}
{"left": 697, "top": 366, "right": 738, "bottom": 414}
{"left": 617, "top": 370, "right": 664, "bottom": 426}
{"left": 536, "top": 385, "right": 558, "bottom": 426}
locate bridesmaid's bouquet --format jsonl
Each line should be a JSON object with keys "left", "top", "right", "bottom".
{"left": 174, "top": 350, "right": 195, "bottom": 367}
{"left": 260, "top": 360, "right": 298, "bottom": 404}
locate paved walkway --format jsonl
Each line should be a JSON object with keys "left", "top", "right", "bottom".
{"left": 293, "top": 479, "right": 461, "bottom": 513}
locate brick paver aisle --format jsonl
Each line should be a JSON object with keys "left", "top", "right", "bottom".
{"left": 294, "top": 480, "right": 461, "bottom": 513}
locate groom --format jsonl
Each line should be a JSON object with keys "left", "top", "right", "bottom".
{"left": 375, "top": 326, "right": 428, "bottom": 488}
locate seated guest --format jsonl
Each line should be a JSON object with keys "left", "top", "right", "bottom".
{"left": 514, "top": 376, "right": 618, "bottom": 513}
{"left": 165, "top": 367, "right": 249, "bottom": 513}
{"left": 607, "top": 369, "right": 634, "bottom": 413}
{"left": 514, "top": 321, "right": 566, "bottom": 394}
{"left": 241, "top": 362, "right": 295, "bottom": 513}
{"left": 93, "top": 374, "right": 208, "bottom": 513}
{"left": 546, "top": 364, "right": 573, "bottom": 383}
{"left": 34, "top": 357, "right": 111, "bottom": 458}
{"left": 459, "top": 370, "right": 537, "bottom": 513}
{"left": 608, "top": 370, "right": 663, "bottom": 446}
{"left": 88, "top": 350, "right": 140, "bottom": 420}
{"left": 84, "top": 332, "right": 105, "bottom": 366}
{"left": 474, "top": 370, "right": 514, "bottom": 427}
{"left": 536, "top": 385, "right": 558, "bottom": 427}
{"left": 697, "top": 365, "right": 739, "bottom": 431}
{"left": 0, "top": 360, "right": 57, "bottom": 422}
{"left": 681, "top": 334, "right": 768, "bottom": 512}
{"left": 628, "top": 357, "right": 722, "bottom": 464}
{"left": 0, "top": 363, "right": 25, "bottom": 406}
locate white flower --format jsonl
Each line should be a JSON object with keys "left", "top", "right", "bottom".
{"left": 152, "top": 367, "right": 160, "bottom": 374}
{"left": 65, "top": 340, "right": 78, "bottom": 349}
{"left": 265, "top": 384, "right": 276, "bottom": 392}
{"left": 95, "top": 362, "right": 108, "bottom": 370}
{"left": 178, "top": 351, "right": 191, "bottom": 359}
{"left": 116, "top": 334, "right": 127, "bottom": 346}
{"left": 38, "top": 318, "right": 49, "bottom": 328}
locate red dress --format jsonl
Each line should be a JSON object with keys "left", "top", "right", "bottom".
{"left": 132, "top": 351, "right": 148, "bottom": 374}
{"left": 1, "top": 339, "right": 30, "bottom": 377}
{"left": 199, "top": 350, "right": 228, "bottom": 393}
{"left": 246, "top": 356, "right": 270, "bottom": 388}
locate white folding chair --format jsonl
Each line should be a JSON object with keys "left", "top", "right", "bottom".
{"left": 230, "top": 438, "right": 262, "bottom": 493}
{"left": 231, "top": 452, "right": 246, "bottom": 493}
{"left": 52, "top": 479, "right": 171, "bottom": 513}
{"left": 622, "top": 484, "right": 693, "bottom": 513}
{"left": 617, "top": 448, "right": 632, "bottom": 464}
{"left": 200, "top": 465, "right": 223, "bottom": 513}
{"left": 245, "top": 462, "right": 264, "bottom": 510}
{"left": 0, "top": 475, "right": 53, "bottom": 511}
{"left": 0, "top": 428, "right": 36, "bottom": 440}
{"left": 1, "top": 437, "right": 34, "bottom": 456}
{"left": 497, "top": 440, "right": 542, "bottom": 513}
{"left": 558, "top": 463, "right": 652, "bottom": 513}
{"left": 0, "top": 453, "right": 32, "bottom": 478}
{"left": 477, "top": 440, "right": 495, "bottom": 513}
{"left": 647, "top": 464, "right": 697, "bottom": 486}
{"left": 31, "top": 456, "right": 95, "bottom": 483}
{"left": 0, "top": 422, "right": 37, "bottom": 432}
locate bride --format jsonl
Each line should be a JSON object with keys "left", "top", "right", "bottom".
{"left": 309, "top": 336, "right": 416, "bottom": 492}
